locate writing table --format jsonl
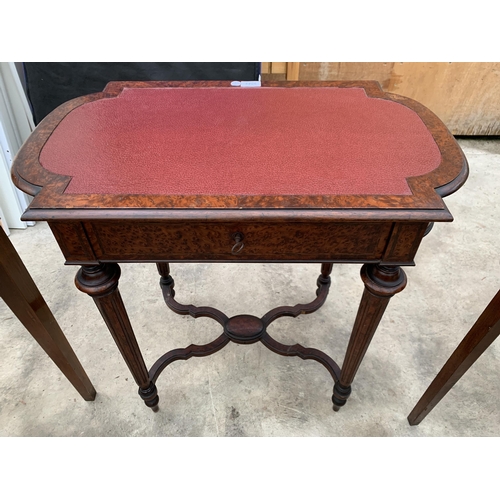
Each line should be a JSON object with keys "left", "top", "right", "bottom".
{"left": 11, "top": 81, "right": 468, "bottom": 413}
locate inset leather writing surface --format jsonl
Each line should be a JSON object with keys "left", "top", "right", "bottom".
{"left": 39, "top": 87, "right": 441, "bottom": 197}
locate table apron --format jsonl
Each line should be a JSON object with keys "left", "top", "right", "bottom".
{"left": 48, "top": 220, "right": 428, "bottom": 265}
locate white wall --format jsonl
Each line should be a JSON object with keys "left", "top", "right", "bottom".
{"left": 0, "top": 62, "right": 35, "bottom": 230}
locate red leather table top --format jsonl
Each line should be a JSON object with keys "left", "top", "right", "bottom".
{"left": 39, "top": 87, "right": 442, "bottom": 196}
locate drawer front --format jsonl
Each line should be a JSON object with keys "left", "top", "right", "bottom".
{"left": 83, "top": 220, "right": 393, "bottom": 262}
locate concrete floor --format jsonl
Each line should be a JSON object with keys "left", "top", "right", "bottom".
{"left": 0, "top": 138, "right": 499, "bottom": 437}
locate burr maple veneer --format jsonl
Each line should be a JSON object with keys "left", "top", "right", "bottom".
{"left": 12, "top": 80, "right": 468, "bottom": 415}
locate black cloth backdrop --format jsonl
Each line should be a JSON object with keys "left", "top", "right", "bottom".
{"left": 23, "top": 62, "right": 260, "bottom": 125}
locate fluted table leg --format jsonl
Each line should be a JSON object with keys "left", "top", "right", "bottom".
{"left": 75, "top": 263, "right": 159, "bottom": 411}
{"left": 333, "top": 264, "right": 407, "bottom": 411}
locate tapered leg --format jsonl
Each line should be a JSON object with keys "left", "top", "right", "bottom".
{"left": 333, "top": 264, "right": 407, "bottom": 411}
{"left": 75, "top": 263, "right": 159, "bottom": 411}
{"left": 408, "top": 289, "right": 500, "bottom": 425}
{"left": 0, "top": 229, "right": 95, "bottom": 401}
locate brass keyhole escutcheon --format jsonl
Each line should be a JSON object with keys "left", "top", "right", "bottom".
{"left": 231, "top": 232, "right": 245, "bottom": 255}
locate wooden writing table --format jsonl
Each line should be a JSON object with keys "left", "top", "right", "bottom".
{"left": 11, "top": 81, "right": 468, "bottom": 413}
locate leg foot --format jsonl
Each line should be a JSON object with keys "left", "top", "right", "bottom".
{"left": 332, "top": 382, "right": 352, "bottom": 411}
{"left": 139, "top": 381, "right": 160, "bottom": 412}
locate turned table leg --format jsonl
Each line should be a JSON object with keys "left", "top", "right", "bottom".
{"left": 157, "top": 263, "right": 174, "bottom": 294}
{"left": 333, "top": 264, "right": 407, "bottom": 411}
{"left": 321, "top": 263, "right": 334, "bottom": 279}
{"left": 75, "top": 263, "right": 159, "bottom": 412}
{"left": 0, "top": 229, "right": 96, "bottom": 401}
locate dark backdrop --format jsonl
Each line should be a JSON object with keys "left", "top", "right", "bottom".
{"left": 23, "top": 62, "right": 260, "bottom": 124}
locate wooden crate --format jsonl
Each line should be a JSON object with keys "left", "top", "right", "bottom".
{"left": 262, "top": 62, "right": 500, "bottom": 135}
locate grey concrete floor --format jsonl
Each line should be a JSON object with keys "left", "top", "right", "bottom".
{"left": 0, "top": 138, "right": 499, "bottom": 437}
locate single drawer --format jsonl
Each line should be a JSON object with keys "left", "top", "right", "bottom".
{"left": 81, "top": 220, "right": 393, "bottom": 262}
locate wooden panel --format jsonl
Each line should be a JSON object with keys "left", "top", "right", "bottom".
{"left": 49, "top": 221, "right": 97, "bottom": 263}
{"left": 382, "top": 222, "right": 428, "bottom": 264}
{"left": 84, "top": 220, "right": 393, "bottom": 262}
{"left": 300, "top": 62, "right": 396, "bottom": 86}
{"left": 286, "top": 62, "right": 300, "bottom": 81}
{"left": 261, "top": 62, "right": 286, "bottom": 81}
{"left": 388, "top": 63, "right": 500, "bottom": 135}
{"left": 297, "top": 62, "right": 500, "bottom": 135}
{"left": 271, "top": 62, "right": 287, "bottom": 73}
